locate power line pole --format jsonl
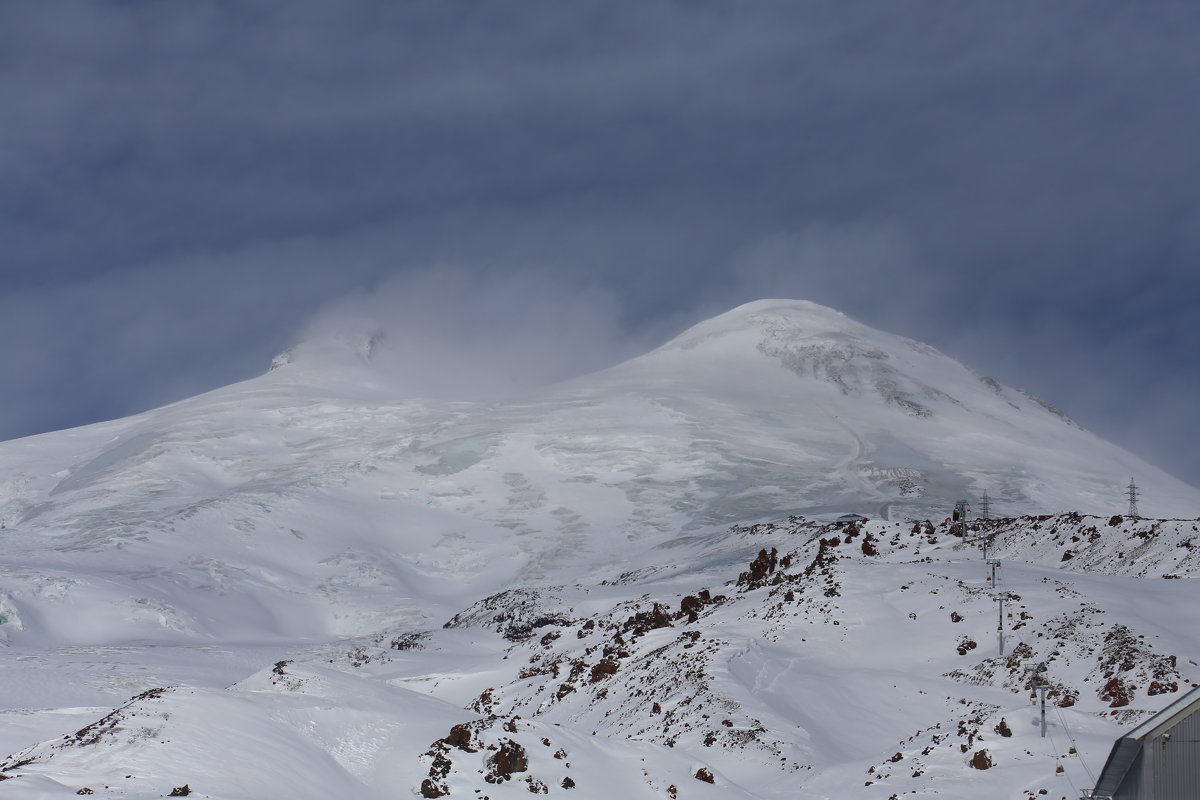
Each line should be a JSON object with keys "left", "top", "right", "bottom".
{"left": 979, "top": 490, "right": 992, "bottom": 520}
{"left": 1126, "top": 477, "right": 1140, "bottom": 520}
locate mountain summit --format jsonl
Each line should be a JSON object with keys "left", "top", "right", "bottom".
{"left": 2, "top": 299, "right": 1199, "bottom": 799}
{"left": 0, "top": 299, "right": 1195, "bottom": 643}
{"left": 553, "top": 299, "right": 1195, "bottom": 521}
{"left": 636, "top": 299, "right": 1031, "bottom": 420}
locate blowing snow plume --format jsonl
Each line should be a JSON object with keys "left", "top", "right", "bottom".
{"left": 3, "top": 297, "right": 1200, "bottom": 799}
{"left": 271, "top": 267, "right": 655, "bottom": 401}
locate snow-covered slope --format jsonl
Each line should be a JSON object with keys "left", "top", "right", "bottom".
{"left": 0, "top": 299, "right": 1197, "bottom": 798}
{"left": 2, "top": 299, "right": 1194, "bottom": 642}
{"left": 549, "top": 299, "right": 1197, "bottom": 521}
{"left": 5, "top": 513, "right": 1200, "bottom": 799}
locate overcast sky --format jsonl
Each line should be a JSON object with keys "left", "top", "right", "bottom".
{"left": 2, "top": 1, "right": 1198, "bottom": 489}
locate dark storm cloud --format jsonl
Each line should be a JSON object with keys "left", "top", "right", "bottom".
{"left": 1, "top": 1, "right": 1199, "bottom": 489}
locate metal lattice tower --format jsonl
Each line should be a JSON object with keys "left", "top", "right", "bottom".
{"left": 979, "top": 491, "right": 992, "bottom": 520}
{"left": 1126, "top": 477, "right": 1140, "bottom": 519}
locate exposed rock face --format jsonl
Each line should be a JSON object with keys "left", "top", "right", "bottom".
{"left": 413, "top": 718, "right": 584, "bottom": 797}
{"left": 486, "top": 739, "right": 529, "bottom": 781}
{"left": 446, "top": 723, "right": 477, "bottom": 752}
{"left": 443, "top": 589, "right": 574, "bottom": 641}
{"left": 680, "top": 594, "right": 704, "bottom": 622}
{"left": 861, "top": 532, "right": 880, "bottom": 556}
{"left": 419, "top": 778, "right": 447, "bottom": 798}
{"left": 622, "top": 603, "right": 674, "bottom": 637}
{"left": 738, "top": 548, "right": 780, "bottom": 589}
{"left": 589, "top": 659, "right": 619, "bottom": 682}
{"left": 969, "top": 749, "right": 992, "bottom": 770}
{"left": 1100, "top": 677, "right": 1133, "bottom": 708}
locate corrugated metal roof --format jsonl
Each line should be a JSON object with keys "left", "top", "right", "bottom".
{"left": 1126, "top": 685, "right": 1200, "bottom": 740}
{"left": 1092, "top": 685, "right": 1200, "bottom": 797}
{"left": 1093, "top": 738, "right": 1140, "bottom": 797}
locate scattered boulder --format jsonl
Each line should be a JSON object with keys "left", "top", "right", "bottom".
{"left": 486, "top": 739, "right": 529, "bottom": 782}
{"left": 861, "top": 533, "right": 879, "bottom": 556}
{"left": 969, "top": 749, "right": 993, "bottom": 770}
{"left": 680, "top": 594, "right": 704, "bottom": 622}
{"left": 695, "top": 767, "right": 715, "bottom": 783}
{"left": 446, "top": 722, "right": 478, "bottom": 752}
{"left": 737, "top": 548, "right": 780, "bottom": 589}
{"left": 589, "top": 659, "right": 619, "bottom": 682}
{"left": 419, "top": 778, "right": 448, "bottom": 798}
{"left": 623, "top": 603, "right": 674, "bottom": 637}
{"left": 390, "top": 631, "right": 430, "bottom": 651}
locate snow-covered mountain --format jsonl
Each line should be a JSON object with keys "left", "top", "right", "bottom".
{"left": 0, "top": 299, "right": 1197, "bottom": 799}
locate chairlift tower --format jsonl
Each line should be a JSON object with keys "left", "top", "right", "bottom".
{"left": 1025, "top": 662, "right": 1053, "bottom": 738}
{"left": 996, "top": 593, "right": 1012, "bottom": 656}
{"left": 1126, "top": 477, "right": 1140, "bottom": 520}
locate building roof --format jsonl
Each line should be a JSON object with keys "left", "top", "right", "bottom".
{"left": 1125, "top": 684, "right": 1200, "bottom": 740}
{"left": 1093, "top": 685, "right": 1200, "bottom": 797}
